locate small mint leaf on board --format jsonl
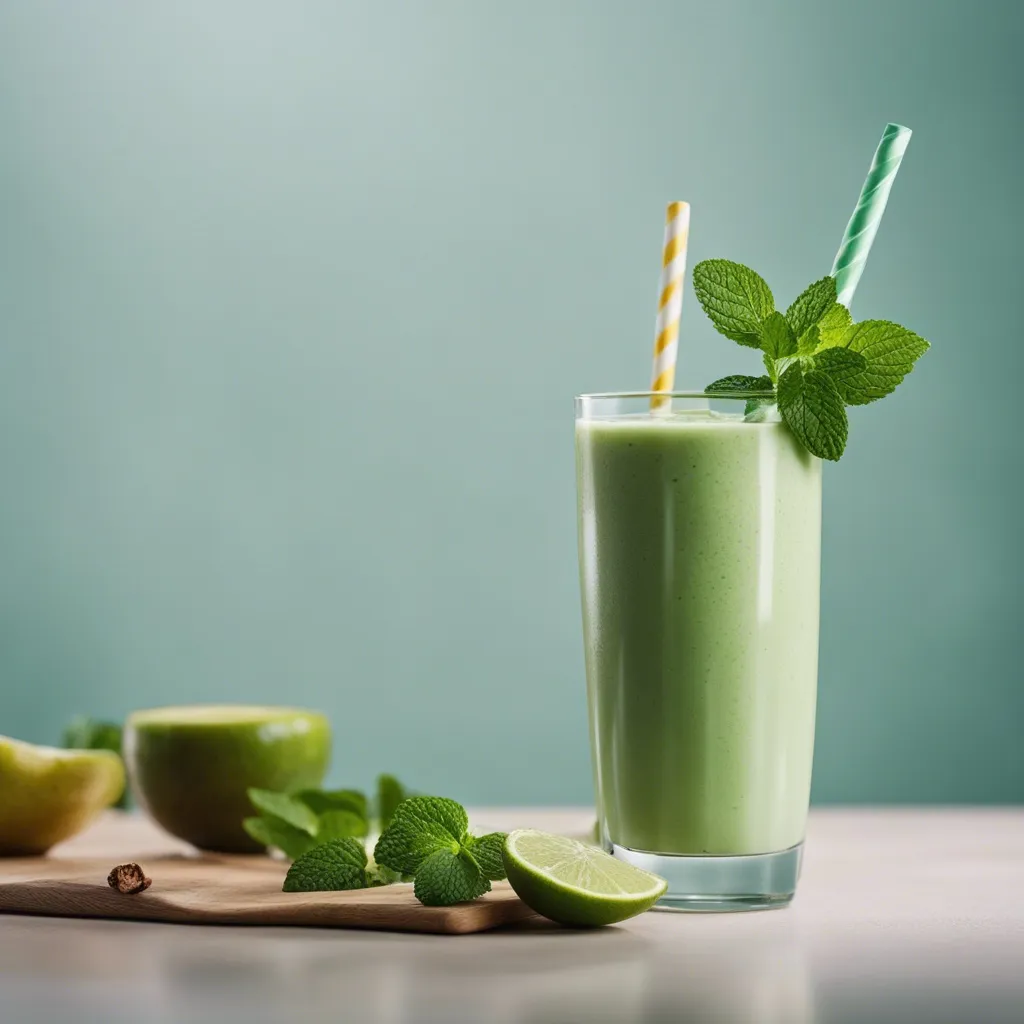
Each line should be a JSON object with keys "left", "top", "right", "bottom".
{"left": 413, "top": 848, "right": 491, "bottom": 906}
{"left": 816, "top": 302, "right": 853, "bottom": 348}
{"left": 837, "top": 320, "right": 930, "bottom": 405}
{"left": 283, "top": 838, "right": 368, "bottom": 892}
{"left": 692, "top": 259, "right": 774, "bottom": 347}
{"left": 376, "top": 774, "right": 406, "bottom": 831}
{"left": 778, "top": 364, "right": 848, "bottom": 461}
{"left": 367, "top": 863, "right": 402, "bottom": 887}
{"left": 797, "top": 324, "right": 822, "bottom": 357}
{"left": 317, "top": 809, "right": 368, "bottom": 841}
{"left": 813, "top": 348, "right": 867, "bottom": 401}
{"left": 464, "top": 833, "right": 508, "bottom": 881}
{"left": 373, "top": 796, "right": 468, "bottom": 876}
{"left": 706, "top": 374, "right": 773, "bottom": 394}
{"left": 295, "top": 789, "right": 367, "bottom": 820}
{"left": 759, "top": 311, "right": 797, "bottom": 359}
{"left": 785, "top": 275, "right": 837, "bottom": 339}
{"left": 248, "top": 789, "right": 319, "bottom": 835}
{"left": 242, "top": 816, "right": 318, "bottom": 860}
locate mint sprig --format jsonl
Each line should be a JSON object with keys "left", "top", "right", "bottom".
{"left": 374, "top": 796, "right": 507, "bottom": 906}
{"left": 694, "top": 259, "right": 930, "bottom": 460}
{"left": 243, "top": 773, "right": 407, "bottom": 861}
{"left": 243, "top": 783, "right": 503, "bottom": 906}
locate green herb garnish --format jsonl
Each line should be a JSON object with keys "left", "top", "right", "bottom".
{"left": 283, "top": 838, "right": 368, "bottom": 892}
{"left": 243, "top": 776, "right": 397, "bottom": 860}
{"left": 245, "top": 782, "right": 503, "bottom": 905}
{"left": 374, "top": 797, "right": 507, "bottom": 906}
{"left": 695, "top": 260, "right": 929, "bottom": 460}
{"left": 376, "top": 773, "right": 405, "bottom": 831}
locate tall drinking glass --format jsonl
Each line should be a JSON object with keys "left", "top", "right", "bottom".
{"left": 576, "top": 393, "right": 822, "bottom": 910}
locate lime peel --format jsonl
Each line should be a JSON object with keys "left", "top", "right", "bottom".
{"left": 502, "top": 829, "right": 667, "bottom": 927}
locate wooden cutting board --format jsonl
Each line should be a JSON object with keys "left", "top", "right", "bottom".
{"left": 0, "top": 816, "right": 537, "bottom": 935}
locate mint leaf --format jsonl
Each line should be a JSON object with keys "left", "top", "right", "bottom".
{"left": 243, "top": 815, "right": 318, "bottom": 860}
{"left": 785, "top": 275, "right": 837, "bottom": 339}
{"left": 373, "top": 796, "right": 468, "bottom": 875}
{"left": 763, "top": 352, "right": 778, "bottom": 382}
{"left": 374, "top": 819, "right": 452, "bottom": 875}
{"left": 296, "top": 789, "right": 367, "bottom": 819}
{"left": 797, "top": 324, "right": 821, "bottom": 357}
{"left": 317, "top": 809, "right": 368, "bottom": 841}
{"left": 63, "top": 717, "right": 122, "bottom": 753}
{"left": 464, "top": 833, "right": 508, "bottom": 881}
{"left": 413, "top": 848, "right": 490, "bottom": 906}
{"left": 705, "top": 374, "right": 776, "bottom": 419}
{"left": 813, "top": 347, "right": 867, "bottom": 401}
{"left": 760, "top": 311, "right": 797, "bottom": 358}
{"left": 282, "top": 838, "right": 368, "bottom": 892}
{"left": 392, "top": 796, "right": 468, "bottom": 843}
{"left": 778, "top": 364, "right": 848, "bottom": 461}
{"left": 376, "top": 774, "right": 406, "bottom": 831}
{"left": 816, "top": 302, "right": 852, "bottom": 347}
{"left": 248, "top": 789, "right": 319, "bottom": 835}
{"left": 367, "top": 862, "right": 402, "bottom": 887}
{"left": 692, "top": 260, "right": 774, "bottom": 347}
{"left": 836, "top": 320, "right": 930, "bottom": 405}
{"left": 706, "top": 374, "right": 773, "bottom": 394}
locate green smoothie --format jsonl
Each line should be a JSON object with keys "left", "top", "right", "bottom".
{"left": 576, "top": 409, "right": 821, "bottom": 856}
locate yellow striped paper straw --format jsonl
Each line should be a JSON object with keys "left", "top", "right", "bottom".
{"left": 650, "top": 201, "right": 690, "bottom": 409}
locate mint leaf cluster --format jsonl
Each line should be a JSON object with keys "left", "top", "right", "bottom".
{"left": 248, "top": 785, "right": 504, "bottom": 906}
{"left": 373, "top": 797, "right": 507, "bottom": 907}
{"left": 695, "top": 260, "right": 929, "bottom": 460}
{"left": 243, "top": 773, "right": 407, "bottom": 861}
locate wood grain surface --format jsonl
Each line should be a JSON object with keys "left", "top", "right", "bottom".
{"left": 0, "top": 817, "right": 536, "bottom": 935}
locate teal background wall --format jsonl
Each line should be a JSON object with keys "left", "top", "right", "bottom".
{"left": 1, "top": 1, "right": 1020, "bottom": 804}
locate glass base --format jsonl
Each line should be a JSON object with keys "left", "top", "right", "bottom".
{"left": 609, "top": 841, "right": 803, "bottom": 912}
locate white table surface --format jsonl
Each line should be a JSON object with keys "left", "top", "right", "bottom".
{"left": 1, "top": 808, "right": 1022, "bottom": 1023}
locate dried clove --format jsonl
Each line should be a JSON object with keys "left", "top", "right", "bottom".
{"left": 107, "top": 862, "right": 152, "bottom": 894}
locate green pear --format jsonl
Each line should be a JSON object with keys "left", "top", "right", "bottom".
{"left": 0, "top": 735, "right": 125, "bottom": 855}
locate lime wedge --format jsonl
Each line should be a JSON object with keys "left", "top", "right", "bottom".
{"left": 503, "top": 829, "right": 667, "bottom": 926}
{"left": 0, "top": 735, "right": 125, "bottom": 855}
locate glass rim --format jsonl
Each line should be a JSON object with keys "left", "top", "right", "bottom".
{"left": 576, "top": 390, "right": 776, "bottom": 400}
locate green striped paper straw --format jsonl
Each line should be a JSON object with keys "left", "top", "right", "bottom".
{"left": 831, "top": 123, "right": 913, "bottom": 308}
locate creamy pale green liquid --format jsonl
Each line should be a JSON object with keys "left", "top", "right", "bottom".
{"left": 576, "top": 410, "right": 822, "bottom": 856}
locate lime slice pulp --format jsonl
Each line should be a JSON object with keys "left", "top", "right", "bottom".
{"left": 502, "top": 829, "right": 667, "bottom": 926}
